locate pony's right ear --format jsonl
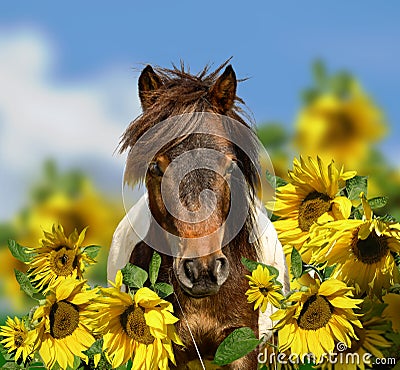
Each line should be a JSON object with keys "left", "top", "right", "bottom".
{"left": 138, "top": 65, "right": 163, "bottom": 111}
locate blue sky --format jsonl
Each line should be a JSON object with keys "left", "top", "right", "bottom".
{"left": 0, "top": 1, "right": 399, "bottom": 220}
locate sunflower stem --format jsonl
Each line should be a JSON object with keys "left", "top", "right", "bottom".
{"left": 303, "top": 264, "right": 324, "bottom": 282}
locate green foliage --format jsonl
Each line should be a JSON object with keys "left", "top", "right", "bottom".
{"left": 31, "top": 159, "right": 85, "bottom": 203}
{"left": 14, "top": 269, "right": 40, "bottom": 299}
{"left": 368, "top": 196, "right": 388, "bottom": 210}
{"left": 0, "top": 344, "right": 6, "bottom": 367}
{"left": 0, "top": 224, "right": 17, "bottom": 247}
{"left": 83, "top": 338, "right": 103, "bottom": 358}
{"left": 213, "top": 327, "right": 261, "bottom": 366}
{"left": 346, "top": 175, "right": 368, "bottom": 201}
{"left": 8, "top": 239, "right": 32, "bottom": 263}
{"left": 82, "top": 245, "right": 101, "bottom": 260}
{"left": 241, "top": 257, "right": 279, "bottom": 276}
{"left": 153, "top": 282, "right": 174, "bottom": 299}
{"left": 290, "top": 248, "right": 303, "bottom": 279}
{"left": 121, "top": 263, "right": 148, "bottom": 289}
{"left": 1, "top": 362, "right": 21, "bottom": 369}
{"left": 121, "top": 252, "right": 174, "bottom": 298}
{"left": 149, "top": 252, "right": 162, "bottom": 286}
{"left": 312, "top": 60, "right": 327, "bottom": 88}
{"left": 257, "top": 124, "right": 288, "bottom": 150}
{"left": 241, "top": 257, "right": 282, "bottom": 289}
{"left": 265, "top": 170, "right": 288, "bottom": 189}
{"left": 301, "top": 60, "right": 354, "bottom": 104}
{"left": 323, "top": 264, "right": 336, "bottom": 280}
{"left": 330, "top": 71, "right": 352, "bottom": 98}
{"left": 350, "top": 203, "right": 364, "bottom": 220}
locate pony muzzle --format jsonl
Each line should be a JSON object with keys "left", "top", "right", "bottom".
{"left": 175, "top": 253, "right": 230, "bottom": 297}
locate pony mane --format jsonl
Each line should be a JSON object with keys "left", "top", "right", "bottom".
{"left": 119, "top": 60, "right": 253, "bottom": 153}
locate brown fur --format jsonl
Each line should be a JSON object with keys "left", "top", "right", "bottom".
{"left": 122, "top": 61, "right": 261, "bottom": 369}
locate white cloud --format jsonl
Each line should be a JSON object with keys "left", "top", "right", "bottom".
{"left": 0, "top": 28, "right": 141, "bottom": 220}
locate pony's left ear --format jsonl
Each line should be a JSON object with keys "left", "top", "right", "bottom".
{"left": 209, "top": 65, "right": 237, "bottom": 114}
{"left": 138, "top": 65, "right": 164, "bottom": 111}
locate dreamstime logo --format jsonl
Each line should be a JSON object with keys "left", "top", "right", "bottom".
{"left": 258, "top": 342, "right": 397, "bottom": 366}
{"left": 122, "top": 112, "right": 276, "bottom": 258}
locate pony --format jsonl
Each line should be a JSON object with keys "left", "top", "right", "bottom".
{"left": 108, "top": 61, "right": 289, "bottom": 369}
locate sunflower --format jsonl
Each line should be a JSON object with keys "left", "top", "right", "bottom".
{"left": 270, "top": 156, "right": 355, "bottom": 260}
{"left": 28, "top": 224, "right": 96, "bottom": 291}
{"left": 91, "top": 271, "right": 183, "bottom": 369}
{"left": 310, "top": 194, "right": 400, "bottom": 297}
{"left": 294, "top": 83, "right": 386, "bottom": 170}
{"left": 382, "top": 293, "right": 400, "bottom": 333}
{"left": 33, "top": 278, "right": 97, "bottom": 369}
{"left": 0, "top": 316, "right": 38, "bottom": 363}
{"left": 271, "top": 277, "right": 363, "bottom": 363}
{"left": 317, "top": 301, "right": 392, "bottom": 370}
{"left": 245, "top": 265, "right": 283, "bottom": 311}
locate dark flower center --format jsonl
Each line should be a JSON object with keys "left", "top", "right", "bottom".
{"left": 298, "top": 191, "right": 332, "bottom": 232}
{"left": 259, "top": 287, "right": 272, "bottom": 297}
{"left": 50, "top": 301, "right": 79, "bottom": 339}
{"left": 298, "top": 295, "right": 333, "bottom": 330}
{"left": 120, "top": 305, "right": 154, "bottom": 345}
{"left": 351, "top": 229, "right": 389, "bottom": 264}
{"left": 14, "top": 332, "right": 24, "bottom": 347}
{"left": 323, "top": 111, "right": 355, "bottom": 147}
{"left": 49, "top": 247, "right": 77, "bottom": 276}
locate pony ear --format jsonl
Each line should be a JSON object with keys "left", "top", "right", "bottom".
{"left": 209, "top": 65, "right": 237, "bottom": 114}
{"left": 138, "top": 65, "right": 163, "bottom": 111}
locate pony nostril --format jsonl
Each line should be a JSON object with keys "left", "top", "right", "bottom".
{"left": 183, "top": 259, "right": 199, "bottom": 283}
{"left": 214, "top": 259, "right": 222, "bottom": 275}
{"left": 213, "top": 257, "right": 229, "bottom": 285}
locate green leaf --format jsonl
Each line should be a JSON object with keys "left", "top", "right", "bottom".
{"left": 312, "top": 60, "right": 327, "bottom": 87}
{"left": 83, "top": 338, "right": 103, "bottom": 357}
{"left": 385, "top": 332, "right": 400, "bottom": 346}
{"left": 82, "top": 245, "right": 101, "bottom": 259}
{"left": 301, "top": 88, "right": 319, "bottom": 105}
{"left": 0, "top": 350, "right": 5, "bottom": 367}
{"left": 323, "top": 264, "right": 336, "bottom": 280}
{"left": 392, "top": 358, "right": 400, "bottom": 370}
{"left": 368, "top": 196, "right": 388, "bottom": 210}
{"left": 154, "top": 282, "right": 174, "bottom": 298}
{"left": 72, "top": 355, "right": 81, "bottom": 370}
{"left": 213, "top": 327, "right": 261, "bottom": 366}
{"left": 28, "top": 363, "right": 46, "bottom": 370}
{"left": 126, "top": 359, "right": 133, "bottom": 370}
{"left": 361, "top": 300, "right": 387, "bottom": 322}
{"left": 346, "top": 175, "right": 368, "bottom": 201}
{"left": 241, "top": 258, "right": 280, "bottom": 278}
{"left": 257, "top": 123, "right": 288, "bottom": 149}
{"left": 14, "top": 269, "right": 39, "bottom": 298}
{"left": 330, "top": 71, "right": 352, "bottom": 98}
{"left": 149, "top": 252, "right": 162, "bottom": 286}
{"left": 290, "top": 248, "right": 303, "bottom": 279}
{"left": 2, "top": 362, "right": 21, "bottom": 369}
{"left": 379, "top": 214, "right": 398, "bottom": 223}
{"left": 0, "top": 342, "right": 11, "bottom": 363}
{"left": 350, "top": 204, "right": 363, "bottom": 220}
{"left": 265, "top": 170, "right": 287, "bottom": 189}
{"left": 7, "top": 239, "right": 32, "bottom": 263}
{"left": 63, "top": 355, "right": 81, "bottom": 369}
{"left": 121, "top": 263, "right": 148, "bottom": 289}
{"left": 389, "top": 283, "right": 400, "bottom": 294}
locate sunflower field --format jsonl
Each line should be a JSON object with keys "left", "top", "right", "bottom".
{"left": 1, "top": 62, "right": 400, "bottom": 369}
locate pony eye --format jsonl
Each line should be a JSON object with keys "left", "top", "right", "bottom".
{"left": 148, "top": 161, "right": 163, "bottom": 177}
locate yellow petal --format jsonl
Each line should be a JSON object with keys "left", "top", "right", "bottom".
{"left": 331, "top": 196, "right": 352, "bottom": 220}
{"left": 144, "top": 309, "right": 165, "bottom": 331}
